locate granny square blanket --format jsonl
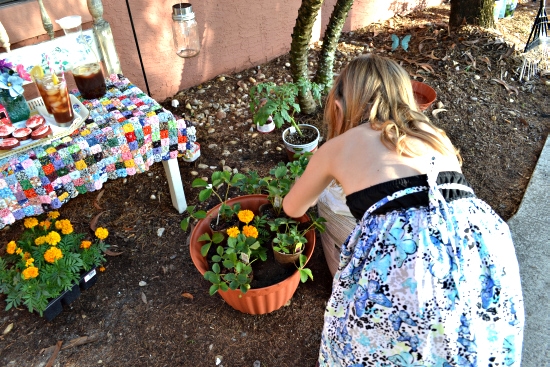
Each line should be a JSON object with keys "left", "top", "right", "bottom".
{"left": 0, "top": 74, "right": 197, "bottom": 229}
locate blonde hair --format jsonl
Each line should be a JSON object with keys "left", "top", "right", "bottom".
{"left": 325, "top": 53, "right": 461, "bottom": 163}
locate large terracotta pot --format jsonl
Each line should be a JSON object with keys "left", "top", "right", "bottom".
{"left": 189, "top": 194, "right": 315, "bottom": 314}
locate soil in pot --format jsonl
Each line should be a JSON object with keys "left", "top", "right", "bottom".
{"left": 250, "top": 248, "right": 295, "bottom": 288}
{"left": 284, "top": 127, "right": 317, "bottom": 145}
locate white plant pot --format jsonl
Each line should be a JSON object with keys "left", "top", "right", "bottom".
{"left": 282, "top": 124, "right": 319, "bottom": 161}
{"left": 256, "top": 116, "right": 275, "bottom": 133}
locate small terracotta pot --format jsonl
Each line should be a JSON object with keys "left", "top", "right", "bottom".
{"left": 272, "top": 243, "right": 303, "bottom": 266}
{"left": 189, "top": 194, "right": 315, "bottom": 314}
{"left": 411, "top": 80, "right": 437, "bottom": 111}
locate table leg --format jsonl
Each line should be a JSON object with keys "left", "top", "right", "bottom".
{"left": 162, "top": 158, "right": 187, "bottom": 214}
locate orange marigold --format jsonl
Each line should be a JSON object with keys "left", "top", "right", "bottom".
{"left": 35, "top": 236, "right": 47, "bottom": 246}
{"left": 55, "top": 219, "right": 73, "bottom": 235}
{"left": 226, "top": 226, "right": 240, "bottom": 238}
{"left": 242, "top": 225, "right": 258, "bottom": 239}
{"left": 95, "top": 227, "right": 109, "bottom": 240}
{"left": 47, "top": 211, "right": 60, "bottom": 219}
{"left": 44, "top": 247, "right": 63, "bottom": 263}
{"left": 99, "top": 266, "right": 106, "bottom": 272}
{"left": 46, "top": 231, "right": 61, "bottom": 246}
{"left": 24, "top": 217, "right": 38, "bottom": 229}
{"left": 237, "top": 210, "right": 254, "bottom": 224}
{"left": 23, "top": 251, "right": 31, "bottom": 260}
{"left": 80, "top": 240, "right": 92, "bottom": 249}
{"left": 39, "top": 220, "right": 51, "bottom": 230}
{"left": 22, "top": 266, "right": 39, "bottom": 280}
{"left": 6, "top": 241, "right": 17, "bottom": 254}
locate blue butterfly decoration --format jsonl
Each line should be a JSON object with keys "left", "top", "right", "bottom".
{"left": 503, "top": 336, "right": 516, "bottom": 366}
{"left": 457, "top": 314, "right": 471, "bottom": 336}
{"left": 389, "top": 310, "right": 417, "bottom": 331}
{"left": 480, "top": 271, "right": 496, "bottom": 309}
{"left": 397, "top": 331, "right": 420, "bottom": 352}
{"left": 354, "top": 280, "right": 392, "bottom": 317}
{"left": 388, "top": 224, "right": 417, "bottom": 267}
{"left": 391, "top": 34, "right": 412, "bottom": 52}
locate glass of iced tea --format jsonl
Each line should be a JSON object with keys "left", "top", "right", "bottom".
{"left": 73, "top": 63, "right": 106, "bottom": 100}
{"left": 36, "top": 74, "right": 74, "bottom": 125}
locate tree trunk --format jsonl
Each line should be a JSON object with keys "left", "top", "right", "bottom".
{"left": 290, "top": 0, "right": 324, "bottom": 115}
{"left": 449, "top": 0, "right": 495, "bottom": 28}
{"left": 313, "top": 0, "right": 354, "bottom": 94}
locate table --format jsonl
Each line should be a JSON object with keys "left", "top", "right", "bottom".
{"left": 0, "top": 74, "right": 198, "bottom": 230}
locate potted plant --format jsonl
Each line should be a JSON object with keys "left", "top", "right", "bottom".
{"left": 249, "top": 78, "right": 323, "bottom": 160}
{"left": 188, "top": 194, "right": 317, "bottom": 314}
{"left": 0, "top": 211, "right": 110, "bottom": 320}
{"left": 269, "top": 214, "right": 326, "bottom": 266}
{"left": 180, "top": 170, "right": 246, "bottom": 235}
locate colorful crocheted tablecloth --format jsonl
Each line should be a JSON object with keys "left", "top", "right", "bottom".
{"left": 0, "top": 74, "right": 198, "bottom": 229}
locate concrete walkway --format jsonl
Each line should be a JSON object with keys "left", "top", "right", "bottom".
{"left": 507, "top": 136, "right": 550, "bottom": 367}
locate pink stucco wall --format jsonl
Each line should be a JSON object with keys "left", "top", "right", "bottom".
{"left": 1, "top": 0, "right": 442, "bottom": 102}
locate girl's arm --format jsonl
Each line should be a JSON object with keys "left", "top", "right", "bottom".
{"left": 283, "top": 142, "right": 335, "bottom": 218}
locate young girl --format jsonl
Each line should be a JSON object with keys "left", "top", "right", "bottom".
{"left": 283, "top": 54, "right": 524, "bottom": 366}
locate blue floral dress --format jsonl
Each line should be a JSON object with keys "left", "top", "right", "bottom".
{"left": 318, "top": 166, "right": 524, "bottom": 366}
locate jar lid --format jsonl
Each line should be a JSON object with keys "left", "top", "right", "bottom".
{"left": 55, "top": 15, "right": 82, "bottom": 29}
{"left": 172, "top": 3, "right": 195, "bottom": 21}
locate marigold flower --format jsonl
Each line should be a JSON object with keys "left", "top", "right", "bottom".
{"left": 24, "top": 217, "right": 39, "bottom": 229}
{"left": 44, "top": 247, "right": 63, "bottom": 263}
{"left": 39, "top": 220, "right": 51, "bottom": 230}
{"left": 6, "top": 241, "right": 17, "bottom": 254}
{"left": 226, "top": 226, "right": 240, "bottom": 238}
{"left": 99, "top": 266, "right": 106, "bottom": 272}
{"left": 16, "top": 248, "right": 22, "bottom": 255}
{"left": 80, "top": 240, "right": 92, "bottom": 249}
{"left": 95, "top": 227, "right": 109, "bottom": 240}
{"left": 242, "top": 225, "right": 258, "bottom": 239}
{"left": 23, "top": 252, "right": 31, "bottom": 260}
{"left": 25, "top": 258, "right": 35, "bottom": 267}
{"left": 22, "top": 266, "right": 39, "bottom": 280}
{"left": 46, "top": 231, "right": 61, "bottom": 246}
{"left": 35, "top": 236, "right": 47, "bottom": 246}
{"left": 55, "top": 219, "right": 73, "bottom": 235}
{"left": 47, "top": 211, "right": 60, "bottom": 219}
{"left": 237, "top": 210, "right": 254, "bottom": 224}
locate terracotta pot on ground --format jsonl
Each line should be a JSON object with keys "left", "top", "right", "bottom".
{"left": 189, "top": 194, "right": 316, "bottom": 315}
{"left": 282, "top": 124, "right": 319, "bottom": 161}
{"left": 411, "top": 80, "right": 437, "bottom": 111}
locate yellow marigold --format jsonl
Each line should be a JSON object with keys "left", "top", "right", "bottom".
{"left": 46, "top": 231, "right": 61, "bottom": 246}
{"left": 22, "top": 266, "right": 39, "bottom": 280}
{"left": 99, "top": 266, "right": 106, "bottom": 272}
{"left": 25, "top": 258, "right": 35, "bottom": 267}
{"left": 242, "top": 225, "right": 258, "bottom": 239}
{"left": 226, "top": 226, "right": 240, "bottom": 238}
{"left": 44, "top": 247, "right": 63, "bottom": 263}
{"left": 6, "top": 241, "right": 17, "bottom": 254}
{"left": 95, "top": 227, "right": 109, "bottom": 240}
{"left": 24, "top": 217, "right": 39, "bottom": 229}
{"left": 16, "top": 248, "right": 22, "bottom": 255}
{"left": 47, "top": 211, "right": 60, "bottom": 219}
{"left": 35, "top": 236, "right": 47, "bottom": 246}
{"left": 237, "top": 210, "right": 254, "bottom": 224}
{"left": 55, "top": 219, "right": 74, "bottom": 235}
{"left": 39, "top": 220, "right": 51, "bottom": 230}
{"left": 80, "top": 240, "right": 92, "bottom": 249}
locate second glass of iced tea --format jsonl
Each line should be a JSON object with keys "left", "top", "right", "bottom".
{"left": 36, "top": 74, "right": 74, "bottom": 125}
{"left": 73, "top": 63, "right": 106, "bottom": 100}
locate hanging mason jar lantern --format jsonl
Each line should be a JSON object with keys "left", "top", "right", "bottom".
{"left": 171, "top": 3, "right": 201, "bottom": 58}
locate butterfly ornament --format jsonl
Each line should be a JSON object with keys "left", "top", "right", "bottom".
{"left": 391, "top": 34, "right": 412, "bottom": 52}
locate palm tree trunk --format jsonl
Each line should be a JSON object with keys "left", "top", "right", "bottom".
{"left": 290, "top": 0, "right": 324, "bottom": 115}
{"left": 313, "top": 0, "right": 354, "bottom": 93}
{"left": 449, "top": 0, "right": 495, "bottom": 28}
